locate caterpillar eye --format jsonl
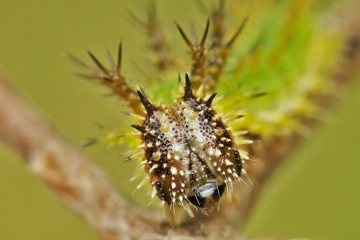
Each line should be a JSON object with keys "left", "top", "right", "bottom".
{"left": 188, "top": 180, "right": 225, "bottom": 208}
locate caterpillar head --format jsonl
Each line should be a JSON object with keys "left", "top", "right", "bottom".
{"left": 132, "top": 74, "right": 243, "bottom": 215}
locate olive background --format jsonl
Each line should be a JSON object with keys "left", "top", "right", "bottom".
{"left": 0, "top": 0, "right": 359, "bottom": 239}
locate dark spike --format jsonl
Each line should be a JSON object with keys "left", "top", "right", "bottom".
{"left": 131, "top": 124, "right": 146, "bottom": 133}
{"left": 174, "top": 21, "right": 192, "bottom": 47}
{"left": 82, "top": 138, "right": 98, "bottom": 148}
{"left": 105, "top": 46, "right": 115, "bottom": 72}
{"left": 87, "top": 49, "right": 110, "bottom": 76}
{"left": 251, "top": 92, "right": 267, "bottom": 98}
{"left": 100, "top": 76, "right": 114, "bottom": 83}
{"left": 137, "top": 90, "right": 155, "bottom": 115}
{"left": 184, "top": 74, "right": 194, "bottom": 99}
{"left": 199, "top": 48, "right": 205, "bottom": 57}
{"left": 205, "top": 93, "right": 217, "bottom": 107}
{"left": 200, "top": 17, "right": 210, "bottom": 46}
{"left": 226, "top": 17, "right": 248, "bottom": 48}
{"left": 124, "top": 155, "right": 133, "bottom": 162}
{"left": 94, "top": 122, "right": 105, "bottom": 129}
{"left": 235, "top": 114, "right": 244, "bottom": 119}
{"left": 66, "top": 52, "right": 90, "bottom": 70}
{"left": 117, "top": 41, "right": 123, "bottom": 77}
{"left": 74, "top": 72, "right": 95, "bottom": 80}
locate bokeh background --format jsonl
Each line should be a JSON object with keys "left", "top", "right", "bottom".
{"left": 0, "top": 0, "right": 359, "bottom": 239}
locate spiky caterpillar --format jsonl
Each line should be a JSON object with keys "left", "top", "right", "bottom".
{"left": 132, "top": 74, "right": 244, "bottom": 217}
{"left": 73, "top": 0, "right": 342, "bottom": 222}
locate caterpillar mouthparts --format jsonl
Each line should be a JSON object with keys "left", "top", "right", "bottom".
{"left": 133, "top": 74, "right": 243, "bottom": 216}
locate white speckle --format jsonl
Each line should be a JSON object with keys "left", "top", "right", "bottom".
{"left": 181, "top": 183, "right": 185, "bottom": 187}
{"left": 149, "top": 164, "right": 159, "bottom": 173}
{"left": 171, "top": 166, "right": 178, "bottom": 175}
{"left": 179, "top": 195, "right": 183, "bottom": 201}
{"left": 215, "top": 149, "right": 221, "bottom": 157}
{"left": 180, "top": 170, "right": 185, "bottom": 176}
{"left": 213, "top": 162, "right": 217, "bottom": 167}
{"left": 172, "top": 182, "right": 176, "bottom": 189}
{"left": 161, "top": 174, "right": 165, "bottom": 179}
{"left": 217, "top": 167, "right": 221, "bottom": 172}
{"left": 227, "top": 168, "right": 232, "bottom": 173}
{"left": 225, "top": 159, "right": 233, "bottom": 166}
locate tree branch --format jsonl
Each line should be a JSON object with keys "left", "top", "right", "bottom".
{"left": 0, "top": 79, "right": 159, "bottom": 239}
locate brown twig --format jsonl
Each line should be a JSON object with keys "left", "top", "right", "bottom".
{"left": 0, "top": 78, "right": 160, "bottom": 239}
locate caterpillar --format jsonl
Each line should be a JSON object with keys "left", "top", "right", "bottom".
{"left": 71, "top": 0, "right": 342, "bottom": 223}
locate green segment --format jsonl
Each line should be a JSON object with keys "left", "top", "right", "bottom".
{"left": 216, "top": 1, "right": 343, "bottom": 137}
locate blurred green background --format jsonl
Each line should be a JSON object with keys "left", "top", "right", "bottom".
{"left": 0, "top": 0, "right": 359, "bottom": 239}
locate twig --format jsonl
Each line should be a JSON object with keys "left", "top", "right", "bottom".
{"left": 0, "top": 78, "right": 159, "bottom": 239}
